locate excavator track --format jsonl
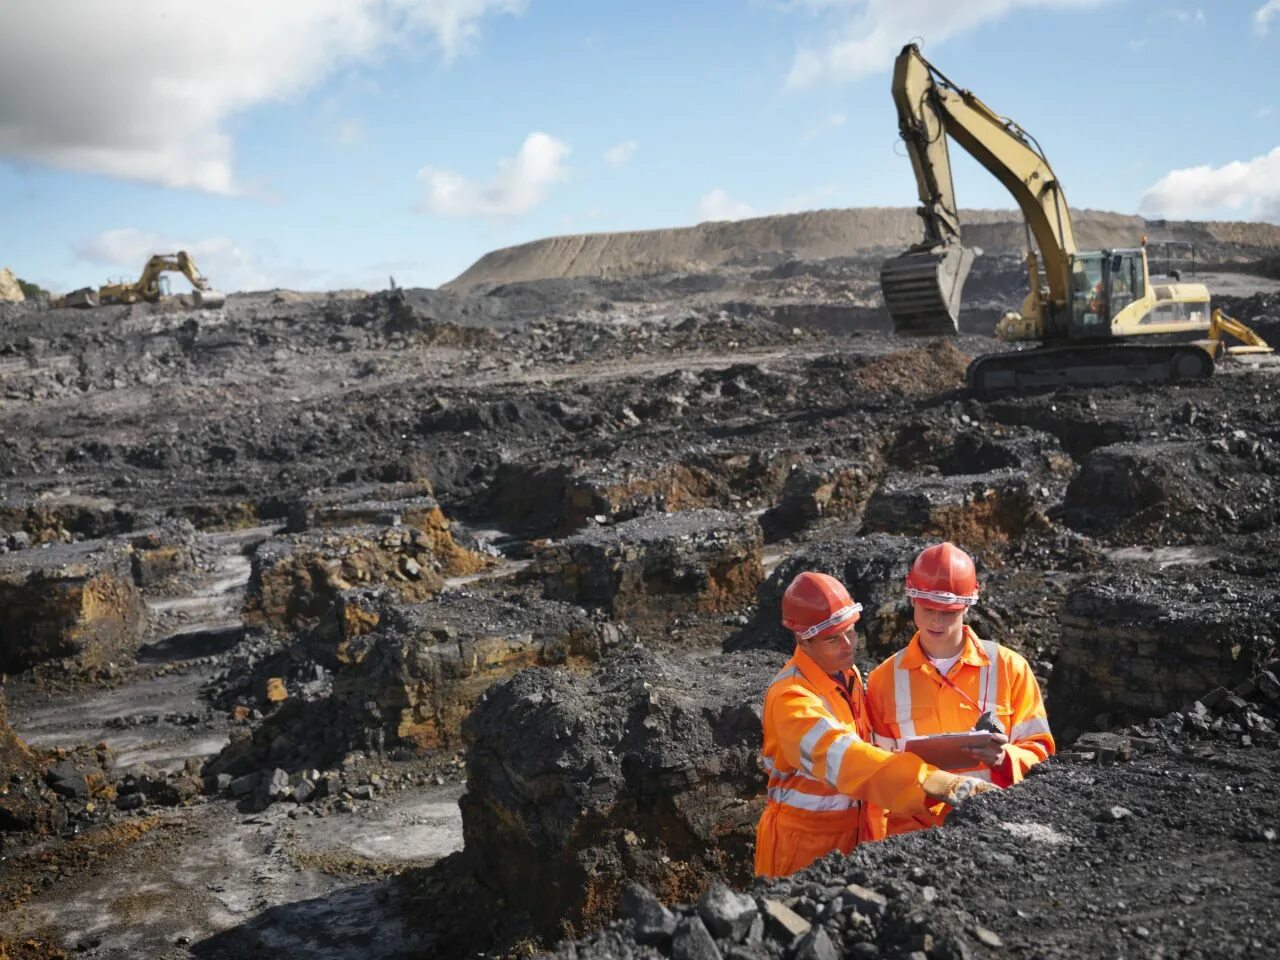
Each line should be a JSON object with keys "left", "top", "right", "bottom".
{"left": 967, "top": 342, "right": 1214, "bottom": 399}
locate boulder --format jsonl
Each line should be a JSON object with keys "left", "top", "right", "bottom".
{"left": 0, "top": 539, "right": 147, "bottom": 673}
{"left": 1050, "top": 566, "right": 1280, "bottom": 742}
{"left": 490, "top": 452, "right": 801, "bottom": 538}
{"left": 285, "top": 482, "right": 490, "bottom": 577}
{"left": 0, "top": 267, "right": 23, "bottom": 302}
{"left": 451, "top": 648, "right": 773, "bottom": 945}
{"left": 759, "top": 457, "right": 883, "bottom": 541}
{"left": 1062, "top": 438, "right": 1278, "bottom": 541}
{"left": 244, "top": 524, "right": 464, "bottom": 631}
{"left": 128, "top": 520, "right": 198, "bottom": 588}
{"left": 860, "top": 471, "right": 1050, "bottom": 547}
{"left": 533, "top": 509, "right": 763, "bottom": 628}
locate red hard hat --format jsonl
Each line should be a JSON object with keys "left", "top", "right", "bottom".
{"left": 905, "top": 542, "right": 979, "bottom": 611}
{"left": 781, "top": 572, "right": 863, "bottom": 641}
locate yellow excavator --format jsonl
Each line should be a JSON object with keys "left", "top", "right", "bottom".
{"left": 58, "top": 251, "right": 225, "bottom": 309}
{"left": 879, "top": 43, "right": 1271, "bottom": 397}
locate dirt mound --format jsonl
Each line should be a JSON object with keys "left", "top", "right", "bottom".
{"left": 0, "top": 690, "right": 61, "bottom": 834}
{"left": 852, "top": 338, "right": 972, "bottom": 395}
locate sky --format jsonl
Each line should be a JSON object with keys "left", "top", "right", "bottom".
{"left": 2, "top": 0, "right": 1278, "bottom": 294}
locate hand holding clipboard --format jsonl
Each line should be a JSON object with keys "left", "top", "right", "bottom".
{"left": 902, "top": 731, "right": 1008, "bottom": 771}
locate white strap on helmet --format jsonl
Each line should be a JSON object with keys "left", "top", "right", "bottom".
{"left": 905, "top": 586, "right": 978, "bottom": 607}
{"left": 796, "top": 602, "right": 863, "bottom": 641}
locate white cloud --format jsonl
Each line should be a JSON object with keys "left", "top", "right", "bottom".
{"left": 784, "top": 0, "right": 1113, "bottom": 89}
{"left": 1161, "top": 8, "right": 1206, "bottom": 24}
{"left": 697, "top": 189, "right": 757, "bottom": 222}
{"left": 604, "top": 140, "right": 638, "bottom": 167}
{"left": 802, "top": 113, "right": 847, "bottom": 141}
{"left": 73, "top": 228, "right": 268, "bottom": 292}
{"left": 0, "top": 1, "right": 524, "bottom": 194}
{"left": 1140, "top": 146, "right": 1280, "bottom": 222}
{"left": 1257, "top": 1, "right": 1280, "bottom": 34}
{"left": 416, "top": 132, "right": 570, "bottom": 217}
{"left": 336, "top": 119, "right": 365, "bottom": 146}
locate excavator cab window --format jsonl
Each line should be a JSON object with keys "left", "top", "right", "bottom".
{"left": 1069, "top": 253, "right": 1107, "bottom": 333}
{"left": 1108, "top": 252, "right": 1139, "bottom": 318}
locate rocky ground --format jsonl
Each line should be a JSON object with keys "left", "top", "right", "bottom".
{"left": 2, "top": 216, "right": 1280, "bottom": 959}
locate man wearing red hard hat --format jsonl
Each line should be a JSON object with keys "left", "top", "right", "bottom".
{"left": 755, "top": 569, "right": 996, "bottom": 877}
{"left": 866, "top": 542, "right": 1055, "bottom": 836}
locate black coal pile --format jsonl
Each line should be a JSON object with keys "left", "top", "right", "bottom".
{"left": 1062, "top": 436, "right": 1278, "bottom": 543}
{"left": 1050, "top": 564, "right": 1280, "bottom": 742}
{"left": 401, "top": 648, "right": 775, "bottom": 956}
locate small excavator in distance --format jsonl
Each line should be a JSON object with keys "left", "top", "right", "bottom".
{"left": 57, "top": 251, "right": 226, "bottom": 309}
{"left": 878, "top": 43, "right": 1271, "bottom": 397}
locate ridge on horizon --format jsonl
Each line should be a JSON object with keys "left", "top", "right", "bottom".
{"left": 446, "top": 207, "right": 1280, "bottom": 291}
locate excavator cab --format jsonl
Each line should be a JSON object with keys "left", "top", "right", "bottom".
{"left": 1067, "top": 250, "right": 1145, "bottom": 337}
{"left": 1068, "top": 252, "right": 1107, "bottom": 333}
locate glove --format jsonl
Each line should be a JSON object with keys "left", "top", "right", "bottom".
{"left": 921, "top": 770, "right": 999, "bottom": 808}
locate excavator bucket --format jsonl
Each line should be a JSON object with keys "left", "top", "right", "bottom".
{"left": 879, "top": 243, "right": 975, "bottom": 336}
{"left": 57, "top": 287, "right": 100, "bottom": 309}
{"left": 194, "top": 288, "right": 226, "bottom": 309}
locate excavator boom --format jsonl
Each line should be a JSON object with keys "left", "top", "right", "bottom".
{"left": 881, "top": 43, "right": 1073, "bottom": 337}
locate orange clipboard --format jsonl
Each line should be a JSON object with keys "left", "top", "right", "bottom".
{"left": 901, "top": 731, "right": 1001, "bottom": 771}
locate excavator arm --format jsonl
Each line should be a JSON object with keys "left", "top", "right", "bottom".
{"left": 881, "top": 43, "right": 1075, "bottom": 336}
{"left": 98, "top": 251, "right": 225, "bottom": 308}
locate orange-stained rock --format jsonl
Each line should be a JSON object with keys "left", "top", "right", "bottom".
{"left": 0, "top": 539, "right": 147, "bottom": 674}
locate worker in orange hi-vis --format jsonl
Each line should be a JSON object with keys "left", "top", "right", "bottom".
{"left": 755, "top": 571, "right": 997, "bottom": 878}
{"left": 866, "top": 542, "right": 1056, "bottom": 837}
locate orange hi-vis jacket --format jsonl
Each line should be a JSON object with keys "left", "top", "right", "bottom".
{"left": 866, "top": 626, "right": 1055, "bottom": 835}
{"left": 755, "top": 645, "right": 940, "bottom": 878}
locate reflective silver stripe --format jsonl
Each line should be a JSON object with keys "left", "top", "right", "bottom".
{"left": 905, "top": 586, "right": 978, "bottom": 606}
{"left": 824, "top": 734, "right": 856, "bottom": 788}
{"left": 799, "top": 716, "right": 839, "bottom": 774}
{"left": 763, "top": 755, "right": 796, "bottom": 782}
{"left": 1011, "top": 716, "right": 1052, "bottom": 741}
{"left": 893, "top": 650, "right": 916, "bottom": 740}
{"left": 769, "top": 665, "right": 800, "bottom": 688}
{"left": 796, "top": 602, "right": 863, "bottom": 640}
{"left": 871, "top": 732, "right": 899, "bottom": 750}
{"left": 768, "top": 786, "right": 860, "bottom": 812}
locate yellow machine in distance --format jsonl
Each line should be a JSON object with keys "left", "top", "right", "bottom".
{"left": 58, "top": 251, "right": 226, "bottom": 310}
{"left": 878, "top": 43, "right": 1271, "bottom": 396}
